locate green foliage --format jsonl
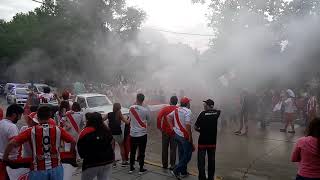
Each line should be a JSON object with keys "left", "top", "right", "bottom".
{"left": 0, "top": 0, "right": 145, "bottom": 84}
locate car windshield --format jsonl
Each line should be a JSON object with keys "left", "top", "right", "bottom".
{"left": 37, "top": 86, "right": 45, "bottom": 92}
{"left": 16, "top": 89, "right": 28, "bottom": 95}
{"left": 87, "top": 96, "right": 111, "bottom": 108}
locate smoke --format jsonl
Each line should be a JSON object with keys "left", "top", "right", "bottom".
{"left": 3, "top": 0, "right": 320, "bottom": 106}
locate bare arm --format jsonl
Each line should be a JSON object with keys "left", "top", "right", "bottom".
{"left": 3, "top": 140, "right": 20, "bottom": 161}
{"left": 186, "top": 124, "right": 193, "bottom": 144}
{"left": 120, "top": 113, "right": 130, "bottom": 124}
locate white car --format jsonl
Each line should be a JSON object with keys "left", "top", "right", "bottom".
{"left": 75, "top": 93, "right": 129, "bottom": 116}
{"left": 26, "top": 83, "right": 54, "bottom": 94}
{"left": 6, "top": 88, "right": 29, "bottom": 105}
{"left": 4, "top": 83, "right": 27, "bottom": 96}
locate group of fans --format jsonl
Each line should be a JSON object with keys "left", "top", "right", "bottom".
{"left": 0, "top": 88, "right": 222, "bottom": 180}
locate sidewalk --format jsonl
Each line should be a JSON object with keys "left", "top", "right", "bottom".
{"left": 71, "top": 163, "right": 203, "bottom": 180}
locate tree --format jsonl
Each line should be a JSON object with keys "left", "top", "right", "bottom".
{"left": 0, "top": 0, "right": 146, "bottom": 85}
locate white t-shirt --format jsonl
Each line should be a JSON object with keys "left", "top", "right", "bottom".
{"left": 129, "top": 105, "right": 150, "bottom": 137}
{"left": 63, "top": 111, "right": 85, "bottom": 139}
{"left": 284, "top": 98, "right": 295, "bottom": 113}
{"left": 19, "top": 126, "right": 32, "bottom": 158}
{"left": 168, "top": 107, "right": 192, "bottom": 138}
{"left": 0, "top": 119, "right": 19, "bottom": 159}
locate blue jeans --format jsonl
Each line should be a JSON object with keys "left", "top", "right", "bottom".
{"left": 29, "top": 165, "right": 63, "bottom": 180}
{"left": 173, "top": 134, "right": 192, "bottom": 175}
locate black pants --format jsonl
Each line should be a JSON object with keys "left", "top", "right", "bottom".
{"left": 198, "top": 148, "right": 216, "bottom": 180}
{"left": 296, "top": 175, "right": 320, "bottom": 180}
{"left": 130, "top": 135, "right": 147, "bottom": 170}
{"left": 162, "top": 132, "right": 177, "bottom": 168}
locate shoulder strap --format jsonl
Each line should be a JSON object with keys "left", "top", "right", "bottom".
{"left": 130, "top": 107, "right": 146, "bottom": 128}
{"left": 66, "top": 112, "right": 80, "bottom": 133}
{"left": 174, "top": 109, "right": 189, "bottom": 140}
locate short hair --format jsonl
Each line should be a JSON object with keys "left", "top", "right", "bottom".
{"left": 137, "top": 93, "right": 145, "bottom": 103}
{"left": 43, "top": 86, "right": 51, "bottom": 94}
{"left": 180, "top": 102, "right": 188, "bottom": 107}
{"left": 30, "top": 105, "right": 38, "bottom": 113}
{"left": 71, "top": 102, "right": 81, "bottom": 112}
{"left": 6, "top": 104, "right": 24, "bottom": 117}
{"left": 37, "top": 106, "right": 51, "bottom": 121}
{"left": 170, "top": 96, "right": 178, "bottom": 105}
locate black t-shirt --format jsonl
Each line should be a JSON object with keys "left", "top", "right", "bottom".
{"left": 107, "top": 112, "right": 122, "bottom": 135}
{"left": 195, "top": 109, "right": 221, "bottom": 145}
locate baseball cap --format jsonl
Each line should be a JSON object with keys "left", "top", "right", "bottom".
{"left": 180, "top": 96, "right": 191, "bottom": 104}
{"left": 203, "top": 99, "right": 215, "bottom": 106}
{"left": 28, "top": 112, "right": 39, "bottom": 124}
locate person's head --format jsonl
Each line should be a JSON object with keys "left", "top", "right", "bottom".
{"left": 6, "top": 104, "right": 24, "bottom": 124}
{"left": 203, "top": 99, "right": 215, "bottom": 111}
{"left": 59, "top": 100, "right": 70, "bottom": 114}
{"left": 43, "top": 86, "right": 51, "bottom": 94}
{"left": 306, "top": 117, "right": 320, "bottom": 153}
{"left": 113, "top": 103, "right": 121, "bottom": 112}
{"left": 71, "top": 102, "right": 81, "bottom": 112}
{"left": 30, "top": 105, "right": 38, "bottom": 113}
{"left": 180, "top": 96, "right": 191, "bottom": 109}
{"left": 85, "top": 112, "right": 111, "bottom": 137}
{"left": 25, "top": 112, "right": 38, "bottom": 126}
{"left": 170, "top": 96, "right": 178, "bottom": 106}
{"left": 62, "top": 90, "right": 70, "bottom": 100}
{"left": 37, "top": 106, "right": 51, "bottom": 123}
{"left": 136, "top": 93, "right": 145, "bottom": 105}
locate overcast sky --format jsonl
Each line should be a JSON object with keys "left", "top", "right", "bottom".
{"left": 0, "top": 0, "right": 212, "bottom": 51}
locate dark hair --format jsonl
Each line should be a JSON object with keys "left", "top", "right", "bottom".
{"left": 307, "top": 117, "right": 320, "bottom": 153}
{"left": 62, "top": 91, "right": 70, "bottom": 100}
{"left": 71, "top": 102, "right": 81, "bottom": 112}
{"left": 85, "top": 112, "right": 112, "bottom": 138}
{"left": 137, "top": 93, "right": 145, "bottom": 103}
{"left": 170, "top": 96, "right": 178, "bottom": 105}
{"left": 180, "top": 102, "right": 188, "bottom": 107}
{"left": 30, "top": 105, "right": 38, "bottom": 113}
{"left": 43, "top": 86, "right": 51, "bottom": 94}
{"left": 59, "top": 101, "right": 70, "bottom": 115}
{"left": 6, "top": 104, "right": 24, "bottom": 117}
{"left": 37, "top": 106, "right": 51, "bottom": 121}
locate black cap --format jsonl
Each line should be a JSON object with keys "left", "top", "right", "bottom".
{"left": 203, "top": 99, "right": 214, "bottom": 106}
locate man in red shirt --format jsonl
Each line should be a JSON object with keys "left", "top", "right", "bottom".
{"left": 3, "top": 106, "right": 76, "bottom": 180}
{"left": 157, "top": 96, "right": 178, "bottom": 170}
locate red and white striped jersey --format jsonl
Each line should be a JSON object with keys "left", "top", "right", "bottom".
{"left": 13, "top": 123, "right": 75, "bottom": 171}
{"left": 39, "top": 93, "right": 54, "bottom": 104}
{"left": 168, "top": 107, "right": 192, "bottom": 140}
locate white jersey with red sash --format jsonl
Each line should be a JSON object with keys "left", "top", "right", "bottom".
{"left": 63, "top": 111, "right": 84, "bottom": 139}
{"left": 168, "top": 107, "right": 192, "bottom": 140}
{"left": 13, "top": 123, "right": 75, "bottom": 171}
{"left": 129, "top": 105, "right": 150, "bottom": 137}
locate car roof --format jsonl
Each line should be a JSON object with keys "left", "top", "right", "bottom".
{"left": 77, "top": 93, "right": 107, "bottom": 98}
{"left": 26, "top": 83, "right": 48, "bottom": 86}
{"left": 6, "top": 83, "right": 23, "bottom": 86}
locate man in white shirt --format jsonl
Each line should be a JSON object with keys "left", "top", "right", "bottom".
{"left": 129, "top": 93, "right": 150, "bottom": 174}
{"left": 0, "top": 104, "right": 24, "bottom": 180}
{"left": 168, "top": 97, "right": 193, "bottom": 180}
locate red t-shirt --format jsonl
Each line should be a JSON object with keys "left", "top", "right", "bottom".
{"left": 157, "top": 105, "right": 177, "bottom": 136}
{"left": 13, "top": 123, "right": 75, "bottom": 171}
{"left": 0, "top": 108, "right": 3, "bottom": 120}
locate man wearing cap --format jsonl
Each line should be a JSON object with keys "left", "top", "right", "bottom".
{"left": 168, "top": 97, "right": 193, "bottom": 180}
{"left": 195, "top": 99, "right": 221, "bottom": 180}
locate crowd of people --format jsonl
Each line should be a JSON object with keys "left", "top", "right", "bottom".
{"left": 0, "top": 84, "right": 319, "bottom": 180}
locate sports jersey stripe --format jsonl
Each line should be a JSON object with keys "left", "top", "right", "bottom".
{"left": 174, "top": 109, "right": 189, "bottom": 140}
{"left": 35, "top": 126, "right": 45, "bottom": 170}
{"left": 31, "top": 127, "right": 37, "bottom": 170}
{"left": 55, "top": 127, "right": 61, "bottom": 165}
{"left": 50, "top": 126, "right": 58, "bottom": 168}
{"left": 43, "top": 125, "right": 52, "bottom": 170}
